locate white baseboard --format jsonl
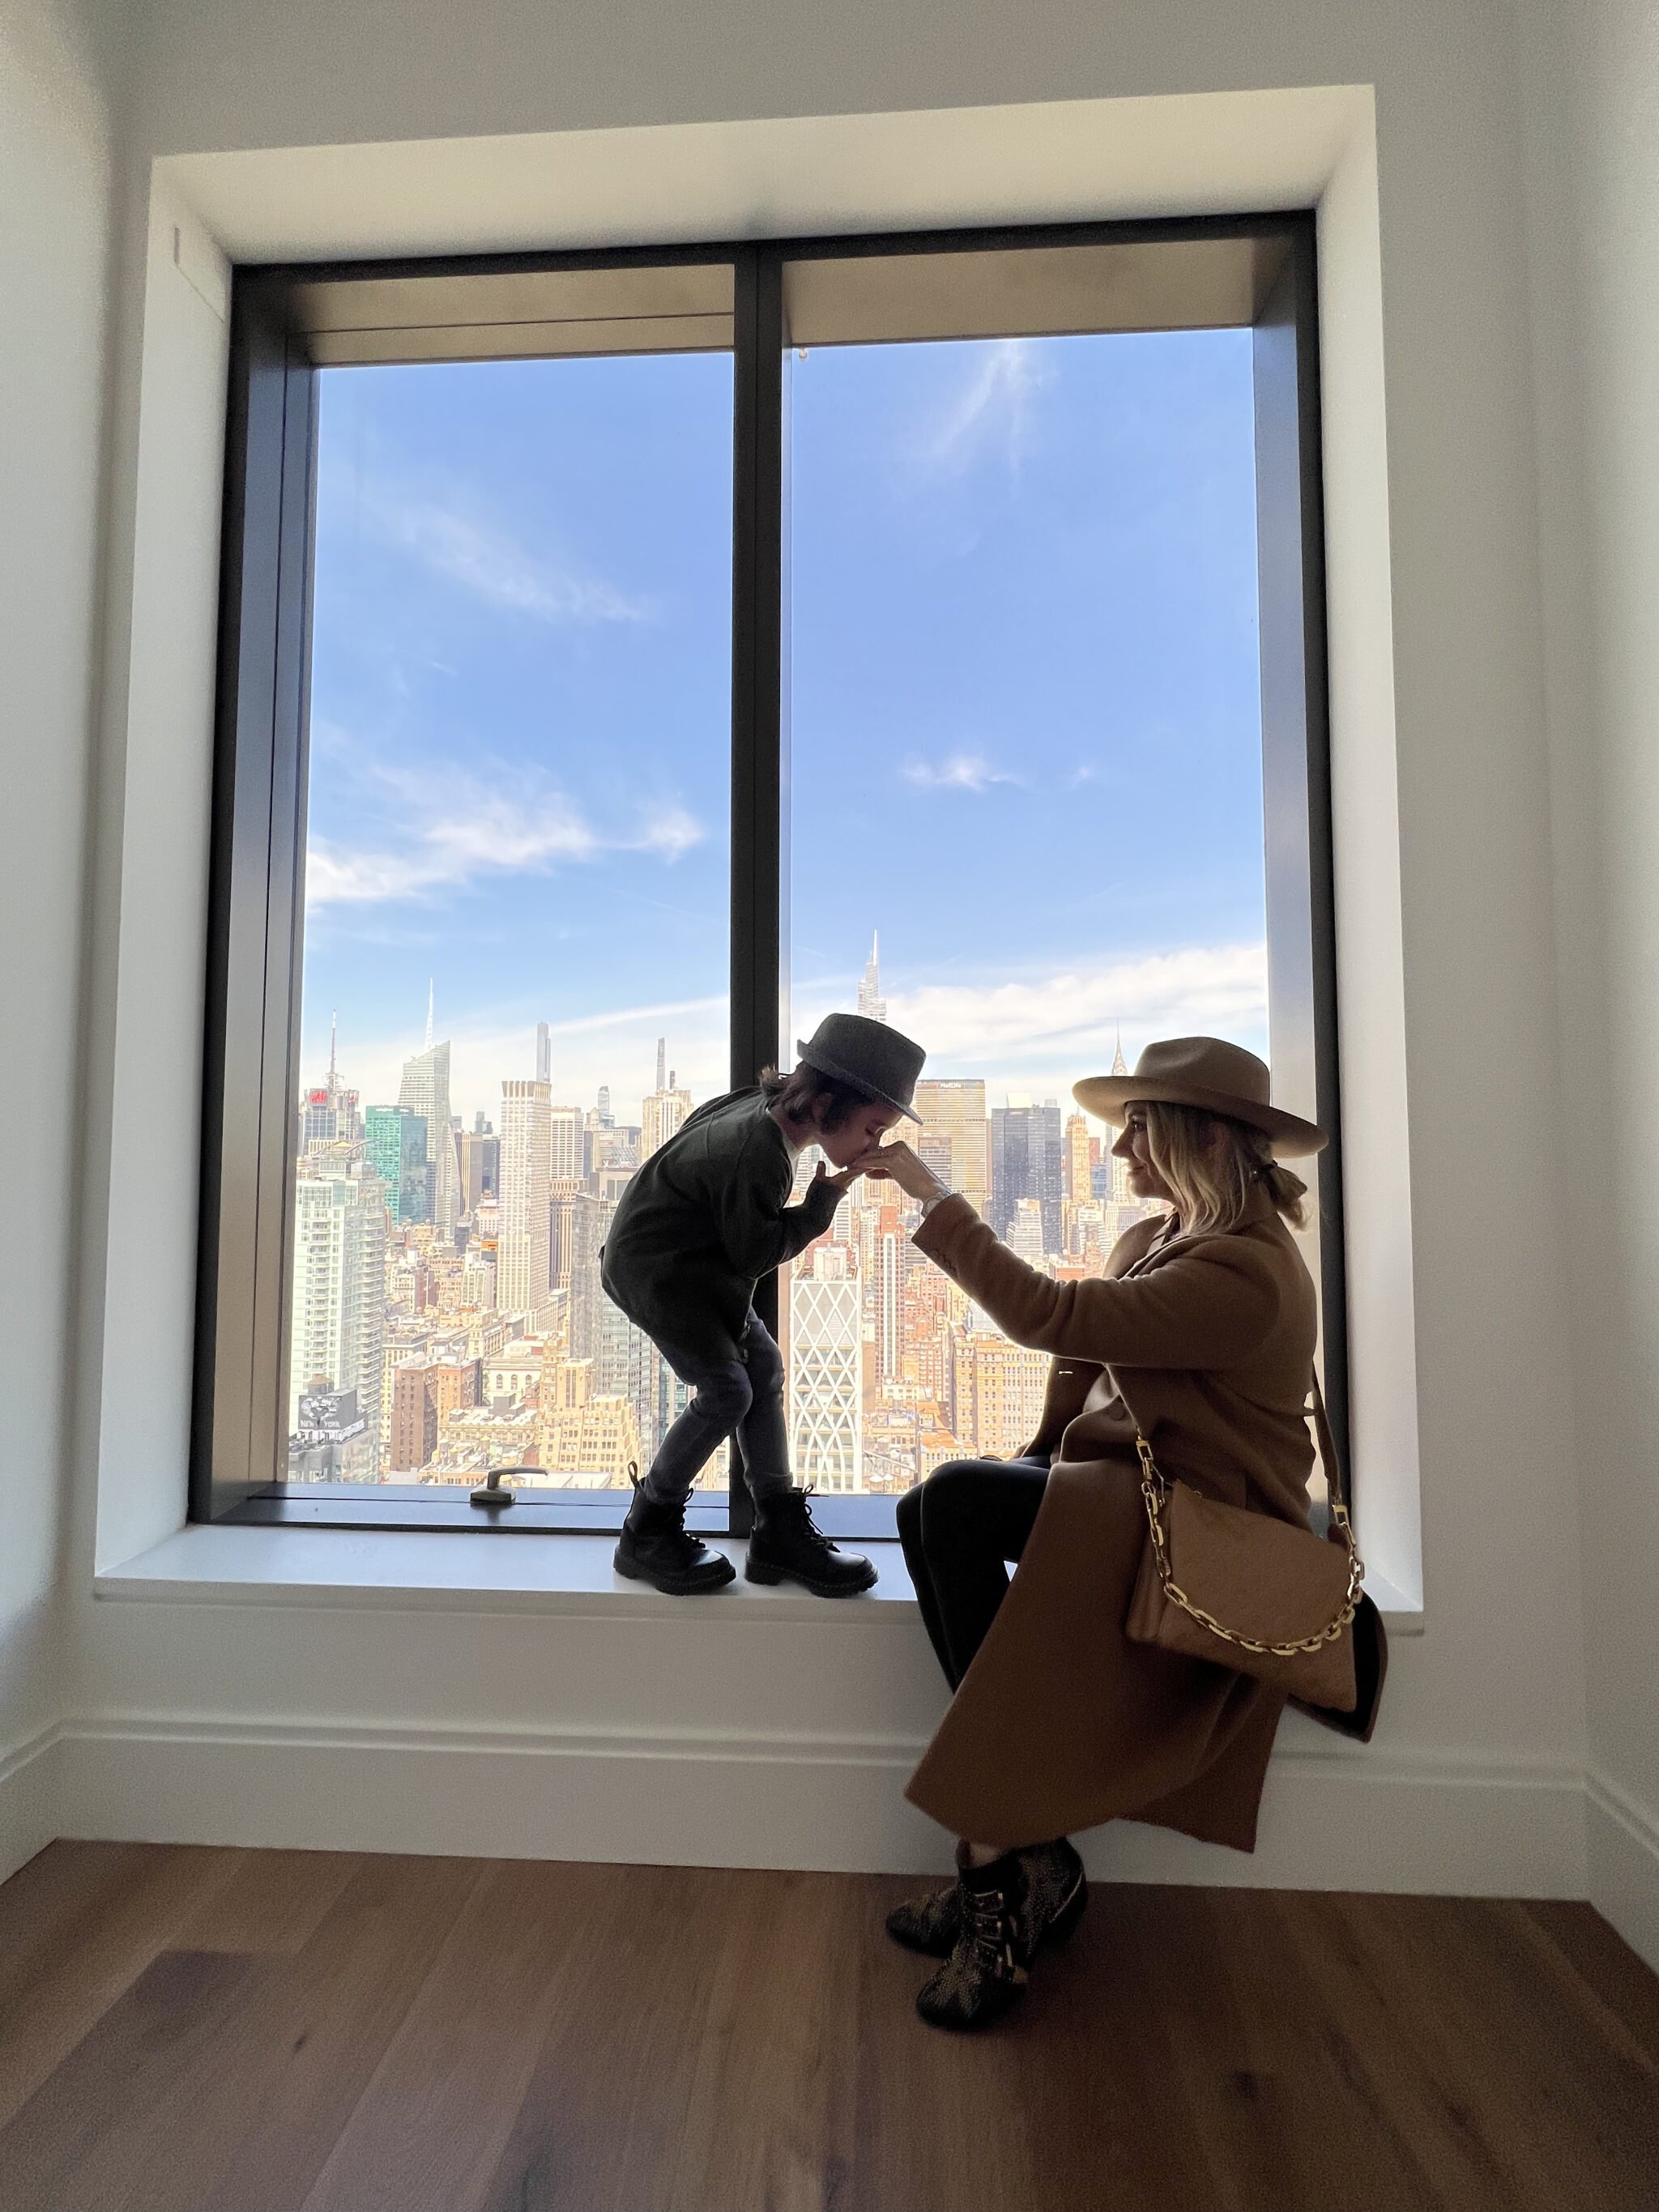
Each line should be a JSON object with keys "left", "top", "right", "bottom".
{"left": 53, "top": 1714, "right": 1591, "bottom": 1895}
{"left": 1587, "top": 1767, "right": 1659, "bottom": 1975}
{"left": 0, "top": 1724, "right": 62, "bottom": 1887}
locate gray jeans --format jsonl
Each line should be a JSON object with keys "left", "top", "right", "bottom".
{"left": 641, "top": 1311, "right": 791, "bottom": 1509}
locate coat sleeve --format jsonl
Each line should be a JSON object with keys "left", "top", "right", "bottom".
{"left": 710, "top": 1132, "right": 842, "bottom": 1278}
{"left": 912, "top": 1196, "right": 1282, "bottom": 1368}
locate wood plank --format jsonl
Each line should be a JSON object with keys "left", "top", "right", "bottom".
{"left": 0, "top": 1843, "right": 244, "bottom": 2129}
{"left": 298, "top": 1857, "right": 612, "bottom": 2212}
{"left": 663, "top": 1868, "right": 864, "bottom": 2212}
{"left": 0, "top": 1947, "right": 266, "bottom": 2212}
{"left": 0, "top": 1853, "right": 481, "bottom": 2212}
{"left": 1520, "top": 1898, "right": 1659, "bottom": 2061}
{"left": 171, "top": 1847, "right": 364, "bottom": 1954}
{"left": 152, "top": 1852, "right": 486, "bottom": 2212}
{"left": 477, "top": 1862, "right": 739, "bottom": 2212}
{"left": 1354, "top": 1894, "right": 1659, "bottom": 2210}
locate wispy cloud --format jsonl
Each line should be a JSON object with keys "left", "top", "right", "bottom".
{"left": 793, "top": 943, "right": 1268, "bottom": 1090}
{"left": 915, "top": 339, "right": 1052, "bottom": 477}
{"left": 334, "top": 467, "right": 647, "bottom": 626}
{"left": 902, "top": 752, "right": 1024, "bottom": 794}
{"left": 889, "top": 945, "right": 1267, "bottom": 1066}
{"left": 305, "top": 761, "right": 704, "bottom": 911}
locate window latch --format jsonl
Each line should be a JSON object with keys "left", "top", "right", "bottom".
{"left": 470, "top": 1465, "right": 524, "bottom": 1509}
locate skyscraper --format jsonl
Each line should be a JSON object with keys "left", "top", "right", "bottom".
{"left": 297, "top": 1018, "right": 362, "bottom": 1154}
{"left": 642, "top": 1039, "right": 693, "bottom": 1157}
{"left": 365, "top": 1104, "right": 429, "bottom": 1223}
{"left": 458, "top": 1127, "right": 500, "bottom": 1213}
{"left": 288, "top": 1164, "right": 386, "bottom": 1474}
{"left": 790, "top": 1251, "right": 864, "bottom": 1490}
{"left": 565, "top": 1193, "right": 611, "bottom": 1362}
{"left": 858, "top": 931, "right": 888, "bottom": 1023}
{"left": 914, "top": 1078, "right": 990, "bottom": 1214}
{"left": 991, "top": 1098, "right": 1064, "bottom": 1251}
{"left": 497, "top": 1078, "right": 552, "bottom": 1317}
{"left": 1064, "top": 1112, "right": 1092, "bottom": 1204}
{"left": 399, "top": 1034, "right": 461, "bottom": 1241}
{"left": 549, "top": 1104, "right": 583, "bottom": 1184}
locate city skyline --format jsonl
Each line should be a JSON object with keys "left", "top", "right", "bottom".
{"left": 286, "top": 936, "right": 1164, "bottom": 1494}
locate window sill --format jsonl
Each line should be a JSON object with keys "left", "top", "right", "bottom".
{"left": 92, "top": 1524, "right": 1425, "bottom": 1633}
{"left": 92, "top": 1524, "right": 921, "bottom": 1622}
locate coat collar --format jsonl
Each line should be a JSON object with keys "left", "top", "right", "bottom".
{"left": 1130, "top": 1183, "right": 1280, "bottom": 1268}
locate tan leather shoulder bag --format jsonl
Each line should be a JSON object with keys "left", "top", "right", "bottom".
{"left": 1120, "top": 1366, "right": 1364, "bottom": 1714}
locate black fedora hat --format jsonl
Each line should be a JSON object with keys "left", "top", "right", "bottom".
{"left": 797, "top": 1012, "right": 926, "bottom": 1123}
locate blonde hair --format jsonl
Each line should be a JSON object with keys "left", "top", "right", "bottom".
{"left": 1141, "top": 1102, "right": 1309, "bottom": 1235}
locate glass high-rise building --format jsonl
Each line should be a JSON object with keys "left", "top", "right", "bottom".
{"left": 991, "top": 1100, "right": 1064, "bottom": 1253}
{"left": 398, "top": 1038, "right": 462, "bottom": 1241}
{"left": 365, "top": 1104, "right": 429, "bottom": 1223}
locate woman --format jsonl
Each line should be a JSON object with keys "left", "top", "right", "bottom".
{"left": 876, "top": 1036, "right": 1328, "bottom": 2032}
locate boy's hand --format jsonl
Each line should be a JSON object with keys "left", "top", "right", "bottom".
{"left": 815, "top": 1159, "right": 866, "bottom": 1193}
{"left": 860, "top": 1140, "right": 949, "bottom": 1202}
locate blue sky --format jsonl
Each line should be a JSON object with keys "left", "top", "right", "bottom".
{"left": 301, "top": 327, "right": 1265, "bottom": 1129}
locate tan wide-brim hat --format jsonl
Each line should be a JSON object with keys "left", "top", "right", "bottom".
{"left": 1073, "top": 1036, "right": 1327, "bottom": 1157}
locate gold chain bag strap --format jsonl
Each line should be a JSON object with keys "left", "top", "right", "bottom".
{"left": 1120, "top": 1366, "right": 1363, "bottom": 1711}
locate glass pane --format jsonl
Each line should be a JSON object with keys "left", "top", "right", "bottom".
{"left": 287, "top": 347, "right": 733, "bottom": 1490}
{"left": 785, "top": 327, "right": 1265, "bottom": 1497}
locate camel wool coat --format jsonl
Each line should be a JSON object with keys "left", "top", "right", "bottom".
{"left": 904, "top": 1184, "right": 1319, "bottom": 1853}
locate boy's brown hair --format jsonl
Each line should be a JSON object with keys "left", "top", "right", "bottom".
{"left": 757, "top": 1063, "right": 877, "bottom": 1134}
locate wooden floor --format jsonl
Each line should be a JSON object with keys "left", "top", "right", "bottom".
{"left": 0, "top": 1844, "right": 1654, "bottom": 2211}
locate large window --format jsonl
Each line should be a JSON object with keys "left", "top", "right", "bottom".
{"left": 195, "top": 224, "right": 1342, "bottom": 1537}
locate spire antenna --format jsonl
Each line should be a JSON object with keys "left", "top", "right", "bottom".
{"left": 328, "top": 1010, "right": 338, "bottom": 1085}
{"left": 424, "top": 980, "right": 435, "bottom": 1053}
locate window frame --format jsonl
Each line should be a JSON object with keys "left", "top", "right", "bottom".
{"left": 192, "top": 213, "right": 1346, "bottom": 1542}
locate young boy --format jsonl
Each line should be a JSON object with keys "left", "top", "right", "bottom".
{"left": 601, "top": 1012, "right": 926, "bottom": 1596}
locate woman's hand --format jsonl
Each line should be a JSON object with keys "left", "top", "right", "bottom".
{"left": 861, "top": 1140, "right": 950, "bottom": 1203}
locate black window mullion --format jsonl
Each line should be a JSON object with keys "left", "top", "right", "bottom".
{"left": 194, "top": 281, "right": 318, "bottom": 1521}
{"left": 727, "top": 245, "right": 787, "bottom": 1537}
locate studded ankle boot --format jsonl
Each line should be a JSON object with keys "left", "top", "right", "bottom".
{"left": 885, "top": 1879, "right": 962, "bottom": 1958}
{"left": 892, "top": 1837, "right": 1085, "bottom": 1966}
{"left": 1016, "top": 1837, "right": 1087, "bottom": 1954}
{"left": 915, "top": 1847, "right": 1030, "bottom": 2033}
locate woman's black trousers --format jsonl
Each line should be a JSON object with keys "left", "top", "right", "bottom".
{"left": 895, "top": 1455, "right": 1052, "bottom": 1690}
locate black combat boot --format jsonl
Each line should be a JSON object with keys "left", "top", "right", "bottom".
{"left": 915, "top": 1847, "right": 1030, "bottom": 2032}
{"left": 744, "top": 1486, "right": 877, "bottom": 1597}
{"left": 613, "top": 1477, "right": 736, "bottom": 1596}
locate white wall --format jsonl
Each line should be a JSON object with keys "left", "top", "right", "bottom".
{"left": 15, "top": 0, "right": 1655, "bottom": 1940}
{"left": 0, "top": 0, "right": 114, "bottom": 1877}
{"left": 1520, "top": 0, "right": 1659, "bottom": 1968}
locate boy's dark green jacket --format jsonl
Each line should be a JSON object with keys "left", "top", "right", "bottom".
{"left": 600, "top": 1089, "right": 844, "bottom": 1362}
